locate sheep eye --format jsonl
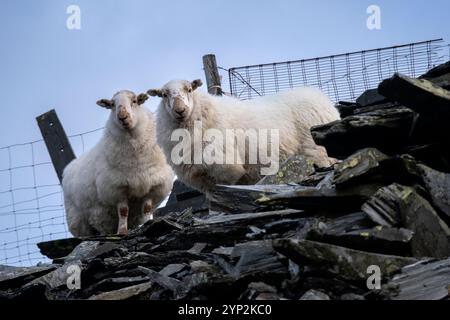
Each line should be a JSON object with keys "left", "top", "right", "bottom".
{"left": 163, "top": 93, "right": 167, "bottom": 98}
{"left": 188, "top": 88, "right": 192, "bottom": 93}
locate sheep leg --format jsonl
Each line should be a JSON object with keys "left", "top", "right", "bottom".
{"left": 142, "top": 198, "right": 153, "bottom": 221}
{"left": 116, "top": 201, "right": 129, "bottom": 235}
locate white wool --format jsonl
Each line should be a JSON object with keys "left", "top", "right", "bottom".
{"left": 62, "top": 91, "right": 174, "bottom": 236}
{"left": 154, "top": 80, "right": 340, "bottom": 198}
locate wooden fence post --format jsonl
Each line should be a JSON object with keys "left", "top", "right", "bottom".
{"left": 202, "top": 54, "right": 223, "bottom": 96}
{"left": 36, "top": 109, "right": 76, "bottom": 183}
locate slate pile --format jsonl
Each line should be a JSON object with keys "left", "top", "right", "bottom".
{"left": 1, "top": 63, "right": 450, "bottom": 300}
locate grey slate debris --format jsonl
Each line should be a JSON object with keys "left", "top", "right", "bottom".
{"left": 1, "top": 61, "right": 450, "bottom": 300}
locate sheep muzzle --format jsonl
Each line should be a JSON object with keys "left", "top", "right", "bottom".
{"left": 173, "top": 98, "right": 187, "bottom": 115}
{"left": 118, "top": 107, "right": 129, "bottom": 119}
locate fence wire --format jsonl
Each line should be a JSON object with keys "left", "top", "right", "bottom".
{"left": 227, "top": 39, "right": 449, "bottom": 102}
{"left": 0, "top": 128, "right": 104, "bottom": 266}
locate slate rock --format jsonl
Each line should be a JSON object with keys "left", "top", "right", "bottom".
{"left": 382, "top": 258, "right": 450, "bottom": 300}
{"left": 299, "top": 289, "right": 331, "bottom": 300}
{"left": 255, "top": 184, "right": 381, "bottom": 213}
{"left": 166, "top": 180, "right": 203, "bottom": 205}
{"left": 340, "top": 293, "right": 366, "bottom": 300}
{"left": 421, "top": 61, "right": 450, "bottom": 79}
{"left": 396, "top": 185, "right": 450, "bottom": 258}
{"left": 80, "top": 275, "right": 151, "bottom": 299}
{"left": 231, "top": 241, "right": 288, "bottom": 279}
{"left": 273, "top": 239, "right": 417, "bottom": 281}
{"left": 361, "top": 184, "right": 406, "bottom": 227}
{"left": 158, "top": 264, "right": 187, "bottom": 277}
{"left": 24, "top": 260, "right": 83, "bottom": 291}
{"left": 0, "top": 264, "right": 57, "bottom": 291}
{"left": 56, "top": 241, "right": 101, "bottom": 264}
{"left": 240, "top": 282, "right": 281, "bottom": 300}
{"left": 37, "top": 238, "right": 84, "bottom": 260}
{"left": 87, "top": 281, "right": 153, "bottom": 300}
{"left": 417, "top": 164, "right": 450, "bottom": 221}
{"left": 311, "top": 107, "right": 418, "bottom": 159}
{"left": 309, "top": 212, "right": 413, "bottom": 256}
{"left": 379, "top": 73, "right": 450, "bottom": 116}
{"left": 193, "top": 209, "right": 304, "bottom": 226}
{"left": 356, "top": 88, "right": 387, "bottom": 107}
{"left": 211, "top": 184, "right": 299, "bottom": 214}
{"left": 333, "top": 148, "right": 390, "bottom": 186}
{"left": 257, "top": 155, "right": 315, "bottom": 185}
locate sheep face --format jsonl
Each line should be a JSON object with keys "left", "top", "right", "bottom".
{"left": 148, "top": 79, "right": 202, "bottom": 122}
{"left": 97, "top": 90, "right": 148, "bottom": 130}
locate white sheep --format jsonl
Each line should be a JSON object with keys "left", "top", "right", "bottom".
{"left": 62, "top": 90, "right": 174, "bottom": 236}
{"left": 147, "top": 80, "right": 339, "bottom": 197}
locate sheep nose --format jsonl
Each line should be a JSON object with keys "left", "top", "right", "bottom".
{"left": 118, "top": 108, "right": 128, "bottom": 120}
{"left": 175, "top": 109, "right": 185, "bottom": 115}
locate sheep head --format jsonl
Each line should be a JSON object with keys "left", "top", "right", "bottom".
{"left": 148, "top": 79, "right": 202, "bottom": 122}
{"left": 96, "top": 90, "right": 148, "bottom": 130}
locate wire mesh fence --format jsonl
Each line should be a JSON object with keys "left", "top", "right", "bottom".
{"left": 227, "top": 39, "right": 450, "bottom": 102}
{"left": 1, "top": 39, "right": 449, "bottom": 267}
{"left": 0, "top": 128, "right": 104, "bottom": 266}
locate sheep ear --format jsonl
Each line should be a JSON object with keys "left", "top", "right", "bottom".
{"left": 147, "top": 89, "right": 163, "bottom": 97}
{"left": 137, "top": 93, "right": 149, "bottom": 105}
{"left": 191, "top": 79, "right": 203, "bottom": 90}
{"left": 96, "top": 99, "right": 114, "bottom": 109}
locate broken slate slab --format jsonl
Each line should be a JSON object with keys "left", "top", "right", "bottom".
{"left": 239, "top": 282, "right": 281, "bottom": 300}
{"left": 309, "top": 212, "right": 413, "bottom": 256}
{"left": 356, "top": 88, "right": 387, "bottom": 107}
{"left": 420, "top": 61, "right": 450, "bottom": 79}
{"left": 211, "top": 184, "right": 299, "bottom": 214}
{"left": 257, "top": 155, "right": 315, "bottom": 185}
{"left": 37, "top": 238, "right": 84, "bottom": 260}
{"left": 127, "top": 217, "right": 183, "bottom": 240}
{"left": 381, "top": 258, "right": 450, "bottom": 300}
{"left": 55, "top": 241, "right": 101, "bottom": 264}
{"left": 138, "top": 266, "right": 182, "bottom": 294}
{"left": 396, "top": 185, "right": 450, "bottom": 258}
{"left": 417, "top": 164, "right": 450, "bottom": 221}
{"left": 299, "top": 289, "right": 331, "bottom": 300}
{"left": 311, "top": 107, "right": 418, "bottom": 159}
{"left": 273, "top": 239, "right": 417, "bottom": 281}
{"left": 333, "top": 148, "right": 390, "bottom": 186}
{"left": 362, "top": 183, "right": 450, "bottom": 258}
{"left": 255, "top": 184, "right": 381, "bottom": 213}
{"left": 23, "top": 260, "right": 83, "bottom": 291}
{"left": 0, "top": 264, "right": 57, "bottom": 291}
{"left": 193, "top": 209, "right": 304, "bottom": 226}
{"left": 187, "top": 243, "right": 207, "bottom": 254}
{"left": 158, "top": 264, "right": 187, "bottom": 277}
{"left": 215, "top": 240, "right": 288, "bottom": 280}
{"left": 379, "top": 73, "right": 450, "bottom": 116}
{"left": 361, "top": 184, "right": 406, "bottom": 227}
{"left": 87, "top": 281, "right": 153, "bottom": 300}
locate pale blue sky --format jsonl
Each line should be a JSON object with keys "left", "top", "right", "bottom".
{"left": 0, "top": 0, "right": 449, "bottom": 146}
{"left": 0, "top": 0, "right": 449, "bottom": 265}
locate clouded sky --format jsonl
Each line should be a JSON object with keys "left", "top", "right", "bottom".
{"left": 0, "top": 0, "right": 449, "bottom": 265}
{"left": 1, "top": 0, "right": 449, "bottom": 146}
